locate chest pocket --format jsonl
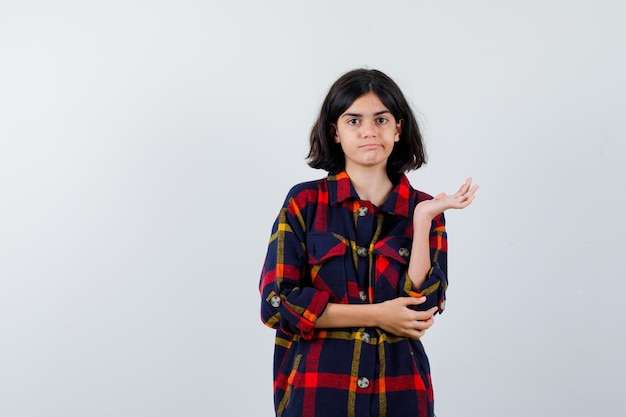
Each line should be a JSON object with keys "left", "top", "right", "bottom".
{"left": 373, "top": 236, "right": 412, "bottom": 263}
{"left": 306, "top": 232, "right": 348, "bottom": 302}
{"left": 372, "top": 236, "right": 412, "bottom": 298}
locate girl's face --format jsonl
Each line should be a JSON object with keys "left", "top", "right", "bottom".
{"left": 333, "top": 92, "right": 403, "bottom": 173}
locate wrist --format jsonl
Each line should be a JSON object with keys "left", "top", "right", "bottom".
{"left": 367, "top": 303, "right": 382, "bottom": 328}
{"left": 413, "top": 210, "right": 433, "bottom": 228}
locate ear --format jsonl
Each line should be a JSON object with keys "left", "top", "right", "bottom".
{"left": 332, "top": 124, "right": 340, "bottom": 143}
{"left": 395, "top": 119, "right": 404, "bottom": 142}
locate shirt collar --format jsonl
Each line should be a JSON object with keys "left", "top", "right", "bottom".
{"left": 327, "top": 170, "right": 412, "bottom": 218}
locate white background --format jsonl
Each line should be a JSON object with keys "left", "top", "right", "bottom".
{"left": 1, "top": 1, "right": 624, "bottom": 416}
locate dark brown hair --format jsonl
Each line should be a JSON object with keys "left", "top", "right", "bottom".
{"left": 307, "top": 68, "right": 427, "bottom": 178}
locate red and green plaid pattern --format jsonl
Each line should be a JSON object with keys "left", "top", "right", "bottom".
{"left": 260, "top": 171, "right": 447, "bottom": 417}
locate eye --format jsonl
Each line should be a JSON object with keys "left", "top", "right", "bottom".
{"left": 376, "top": 117, "right": 388, "bottom": 124}
{"left": 347, "top": 119, "right": 360, "bottom": 125}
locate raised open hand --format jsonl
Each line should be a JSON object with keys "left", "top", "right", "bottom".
{"left": 414, "top": 177, "right": 478, "bottom": 221}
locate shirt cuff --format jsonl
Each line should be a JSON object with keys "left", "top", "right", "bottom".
{"left": 401, "top": 264, "right": 447, "bottom": 313}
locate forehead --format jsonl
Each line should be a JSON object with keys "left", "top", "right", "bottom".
{"left": 341, "top": 92, "right": 389, "bottom": 115}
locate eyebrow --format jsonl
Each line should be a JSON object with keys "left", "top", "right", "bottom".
{"left": 341, "top": 110, "right": 391, "bottom": 118}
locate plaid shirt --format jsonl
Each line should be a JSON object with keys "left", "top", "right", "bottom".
{"left": 260, "top": 171, "right": 447, "bottom": 417}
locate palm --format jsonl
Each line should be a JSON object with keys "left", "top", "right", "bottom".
{"left": 415, "top": 178, "right": 478, "bottom": 220}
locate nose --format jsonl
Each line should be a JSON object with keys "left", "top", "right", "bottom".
{"left": 361, "top": 119, "right": 377, "bottom": 137}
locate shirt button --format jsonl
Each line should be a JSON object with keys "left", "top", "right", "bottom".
{"left": 357, "top": 377, "right": 370, "bottom": 389}
{"left": 361, "top": 332, "right": 371, "bottom": 343}
{"left": 357, "top": 207, "right": 369, "bottom": 216}
{"left": 398, "top": 247, "right": 410, "bottom": 258}
{"left": 359, "top": 290, "right": 367, "bottom": 301}
{"left": 357, "top": 246, "right": 368, "bottom": 257}
{"left": 270, "top": 295, "right": 281, "bottom": 307}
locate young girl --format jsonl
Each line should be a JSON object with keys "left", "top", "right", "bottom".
{"left": 259, "top": 69, "right": 477, "bottom": 417}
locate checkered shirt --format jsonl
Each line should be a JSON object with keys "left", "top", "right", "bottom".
{"left": 260, "top": 171, "right": 448, "bottom": 417}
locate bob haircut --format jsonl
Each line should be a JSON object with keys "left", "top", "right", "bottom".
{"left": 307, "top": 69, "right": 427, "bottom": 179}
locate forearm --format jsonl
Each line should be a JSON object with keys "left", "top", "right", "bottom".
{"left": 407, "top": 214, "right": 433, "bottom": 290}
{"left": 314, "top": 297, "right": 437, "bottom": 338}
{"left": 314, "top": 302, "right": 381, "bottom": 329}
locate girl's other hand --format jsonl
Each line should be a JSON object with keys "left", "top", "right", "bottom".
{"left": 374, "top": 297, "right": 438, "bottom": 339}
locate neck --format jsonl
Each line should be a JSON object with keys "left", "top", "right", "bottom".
{"left": 345, "top": 165, "right": 394, "bottom": 206}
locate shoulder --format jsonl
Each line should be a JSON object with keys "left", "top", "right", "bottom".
{"left": 400, "top": 174, "right": 434, "bottom": 203}
{"left": 414, "top": 189, "right": 434, "bottom": 203}
{"left": 282, "top": 176, "right": 328, "bottom": 208}
{"left": 286, "top": 178, "right": 323, "bottom": 196}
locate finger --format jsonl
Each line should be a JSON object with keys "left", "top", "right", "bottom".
{"left": 455, "top": 178, "right": 472, "bottom": 196}
{"left": 401, "top": 327, "right": 425, "bottom": 339}
{"left": 413, "top": 307, "right": 438, "bottom": 321}
{"left": 403, "top": 296, "right": 427, "bottom": 306}
{"left": 462, "top": 184, "right": 478, "bottom": 198}
{"left": 458, "top": 185, "right": 479, "bottom": 207}
{"left": 420, "top": 317, "right": 435, "bottom": 330}
{"left": 450, "top": 183, "right": 478, "bottom": 208}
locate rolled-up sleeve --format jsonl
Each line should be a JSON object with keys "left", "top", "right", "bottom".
{"left": 259, "top": 188, "right": 330, "bottom": 340}
{"left": 400, "top": 212, "right": 448, "bottom": 313}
